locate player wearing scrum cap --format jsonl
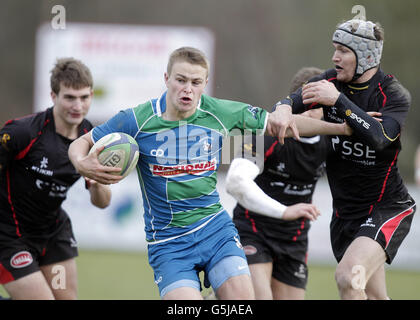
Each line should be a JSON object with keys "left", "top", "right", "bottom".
{"left": 275, "top": 19, "right": 416, "bottom": 300}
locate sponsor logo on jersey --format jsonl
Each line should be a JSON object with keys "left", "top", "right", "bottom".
{"left": 243, "top": 245, "right": 257, "bottom": 255}
{"left": 31, "top": 156, "right": 53, "bottom": 176}
{"left": 330, "top": 136, "right": 376, "bottom": 165}
{"left": 246, "top": 105, "right": 260, "bottom": 119}
{"left": 346, "top": 109, "right": 370, "bottom": 129}
{"left": 294, "top": 264, "right": 307, "bottom": 279}
{"left": 202, "top": 140, "right": 211, "bottom": 152}
{"left": 284, "top": 184, "right": 313, "bottom": 196}
{"left": 331, "top": 136, "right": 340, "bottom": 151}
{"left": 361, "top": 217, "right": 376, "bottom": 228}
{"left": 1, "top": 133, "right": 10, "bottom": 148}
{"left": 40, "top": 156, "right": 48, "bottom": 169}
{"left": 150, "top": 158, "right": 217, "bottom": 177}
{"left": 70, "top": 237, "right": 78, "bottom": 248}
{"left": 35, "top": 179, "right": 68, "bottom": 198}
{"left": 150, "top": 149, "right": 164, "bottom": 157}
{"left": 10, "top": 251, "right": 33, "bottom": 269}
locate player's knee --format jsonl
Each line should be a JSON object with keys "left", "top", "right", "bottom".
{"left": 335, "top": 263, "right": 361, "bottom": 292}
{"left": 216, "top": 274, "right": 255, "bottom": 300}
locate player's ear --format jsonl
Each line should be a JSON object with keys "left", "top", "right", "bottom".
{"left": 50, "top": 91, "right": 57, "bottom": 104}
{"left": 164, "top": 72, "right": 169, "bottom": 87}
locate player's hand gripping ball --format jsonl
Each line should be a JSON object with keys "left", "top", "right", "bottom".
{"left": 89, "top": 132, "right": 139, "bottom": 178}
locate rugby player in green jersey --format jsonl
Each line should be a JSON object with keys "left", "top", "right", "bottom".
{"left": 69, "top": 47, "right": 349, "bottom": 300}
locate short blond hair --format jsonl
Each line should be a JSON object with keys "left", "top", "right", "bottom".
{"left": 167, "top": 47, "right": 209, "bottom": 77}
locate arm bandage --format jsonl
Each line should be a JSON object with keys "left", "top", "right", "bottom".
{"left": 225, "top": 158, "right": 286, "bottom": 219}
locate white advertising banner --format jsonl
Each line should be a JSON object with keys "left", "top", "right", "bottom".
{"left": 34, "top": 22, "right": 215, "bottom": 251}
{"left": 34, "top": 22, "right": 215, "bottom": 124}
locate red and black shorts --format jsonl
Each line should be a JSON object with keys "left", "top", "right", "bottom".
{"left": 0, "top": 211, "right": 78, "bottom": 285}
{"left": 330, "top": 194, "right": 416, "bottom": 264}
{"left": 233, "top": 206, "right": 310, "bottom": 289}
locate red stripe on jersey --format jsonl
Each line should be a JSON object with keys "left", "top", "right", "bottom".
{"left": 244, "top": 209, "right": 258, "bottom": 233}
{"left": 14, "top": 136, "right": 38, "bottom": 160}
{"left": 0, "top": 263, "right": 14, "bottom": 284}
{"left": 6, "top": 170, "right": 21, "bottom": 237}
{"left": 379, "top": 208, "right": 414, "bottom": 249}
{"left": 367, "top": 150, "right": 399, "bottom": 215}
{"left": 378, "top": 82, "right": 387, "bottom": 108}
{"left": 14, "top": 119, "right": 50, "bottom": 160}
{"left": 377, "top": 150, "right": 399, "bottom": 203}
{"left": 264, "top": 140, "right": 278, "bottom": 161}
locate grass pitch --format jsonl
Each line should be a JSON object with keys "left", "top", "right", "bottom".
{"left": 1, "top": 249, "right": 419, "bottom": 300}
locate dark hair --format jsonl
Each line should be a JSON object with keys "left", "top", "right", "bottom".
{"left": 50, "top": 58, "right": 93, "bottom": 94}
{"left": 289, "top": 67, "right": 324, "bottom": 93}
{"left": 373, "top": 22, "right": 384, "bottom": 41}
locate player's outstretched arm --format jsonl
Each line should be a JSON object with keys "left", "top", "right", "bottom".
{"left": 266, "top": 104, "right": 299, "bottom": 144}
{"left": 225, "top": 158, "right": 320, "bottom": 221}
{"left": 266, "top": 107, "right": 351, "bottom": 142}
{"left": 292, "top": 114, "right": 352, "bottom": 137}
{"left": 68, "top": 131, "right": 122, "bottom": 185}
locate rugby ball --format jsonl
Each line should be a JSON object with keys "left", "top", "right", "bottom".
{"left": 89, "top": 132, "right": 139, "bottom": 178}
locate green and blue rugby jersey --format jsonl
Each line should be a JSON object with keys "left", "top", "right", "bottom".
{"left": 91, "top": 92, "right": 268, "bottom": 243}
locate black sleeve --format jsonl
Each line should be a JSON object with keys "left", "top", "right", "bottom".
{"left": 334, "top": 93, "right": 402, "bottom": 150}
{"left": 0, "top": 122, "right": 28, "bottom": 173}
{"left": 0, "top": 138, "right": 13, "bottom": 174}
{"left": 273, "top": 70, "right": 331, "bottom": 114}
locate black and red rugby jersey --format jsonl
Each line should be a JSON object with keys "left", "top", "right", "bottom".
{"left": 233, "top": 134, "right": 327, "bottom": 238}
{"left": 253, "top": 135, "right": 327, "bottom": 206}
{"left": 288, "top": 68, "right": 411, "bottom": 219}
{"left": 0, "top": 107, "right": 93, "bottom": 235}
